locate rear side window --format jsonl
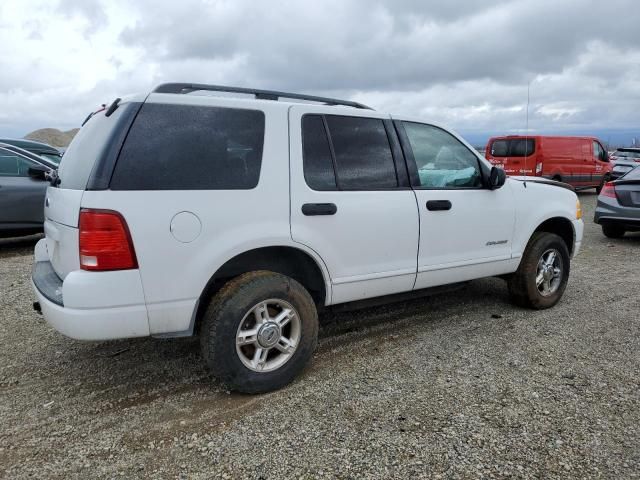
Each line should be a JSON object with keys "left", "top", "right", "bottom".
{"left": 490, "top": 139, "right": 535, "bottom": 157}
{"left": 301, "top": 114, "right": 398, "bottom": 190}
{"left": 326, "top": 115, "right": 397, "bottom": 190}
{"left": 110, "top": 104, "right": 265, "bottom": 190}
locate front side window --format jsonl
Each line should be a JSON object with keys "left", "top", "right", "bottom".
{"left": 403, "top": 122, "right": 483, "bottom": 189}
{"left": 0, "top": 149, "right": 34, "bottom": 176}
{"left": 111, "top": 103, "right": 265, "bottom": 190}
{"left": 593, "top": 141, "right": 608, "bottom": 162}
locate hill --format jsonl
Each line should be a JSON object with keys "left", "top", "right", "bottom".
{"left": 24, "top": 128, "right": 79, "bottom": 148}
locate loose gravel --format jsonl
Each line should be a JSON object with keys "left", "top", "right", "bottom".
{"left": 1, "top": 192, "right": 639, "bottom": 479}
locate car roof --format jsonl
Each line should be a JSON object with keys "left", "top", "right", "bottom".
{"left": 616, "top": 147, "right": 640, "bottom": 152}
{"left": 0, "top": 143, "right": 57, "bottom": 169}
{"left": 0, "top": 138, "right": 61, "bottom": 154}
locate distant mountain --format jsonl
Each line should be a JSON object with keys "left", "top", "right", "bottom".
{"left": 24, "top": 128, "right": 79, "bottom": 148}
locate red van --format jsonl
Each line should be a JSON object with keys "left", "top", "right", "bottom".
{"left": 485, "top": 135, "right": 612, "bottom": 191}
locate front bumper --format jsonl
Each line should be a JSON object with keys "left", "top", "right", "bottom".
{"left": 572, "top": 219, "right": 584, "bottom": 258}
{"left": 32, "top": 239, "right": 150, "bottom": 341}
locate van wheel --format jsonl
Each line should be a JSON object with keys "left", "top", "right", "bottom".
{"left": 602, "top": 224, "right": 625, "bottom": 238}
{"left": 596, "top": 175, "right": 609, "bottom": 194}
{"left": 200, "top": 271, "right": 318, "bottom": 393}
{"left": 508, "top": 232, "right": 570, "bottom": 309}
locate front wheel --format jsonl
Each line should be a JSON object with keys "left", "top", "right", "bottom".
{"left": 508, "top": 232, "right": 570, "bottom": 309}
{"left": 200, "top": 271, "right": 318, "bottom": 393}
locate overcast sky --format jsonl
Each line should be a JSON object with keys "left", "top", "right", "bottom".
{"left": 1, "top": 0, "right": 639, "bottom": 143}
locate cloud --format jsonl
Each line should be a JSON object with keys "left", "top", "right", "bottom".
{"left": 0, "top": 0, "right": 639, "bottom": 141}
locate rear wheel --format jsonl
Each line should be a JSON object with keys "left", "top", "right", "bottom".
{"left": 508, "top": 232, "right": 570, "bottom": 309}
{"left": 200, "top": 271, "right": 318, "bottom": 393}
{"left": 602, "top": 224, "right": 625, "bottom": 239}
{"left": 596, "top": 175, "right": 610, "bottom": 194}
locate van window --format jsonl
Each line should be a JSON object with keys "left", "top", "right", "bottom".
{"left": 490, "top": 138, "right": 535, "bottom": 157}
{"left": 403, "top": 122, "right": 482, "bottom": 189}
{"left": 111, "top": 103, "right": 265, "bottom": 190}
{"left": 324, "top": 115, "right": 397, "bottom": 190}
{"left": 302, "top": 115, "right": 337, "bottom": 191}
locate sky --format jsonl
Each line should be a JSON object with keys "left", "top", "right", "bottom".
{"left": 1, "top": 0, "right": 639, "bottom": 145}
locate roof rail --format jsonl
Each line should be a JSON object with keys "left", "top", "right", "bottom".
{"left": 152, "top": 83, "right": 373, "bottom": 110}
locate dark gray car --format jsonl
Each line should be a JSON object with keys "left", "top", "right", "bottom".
{"left": 594, "top": 166, "right": 640, "bottom": 238}
{"left": 0, "top": 146, "right": 53, "bottom": 237}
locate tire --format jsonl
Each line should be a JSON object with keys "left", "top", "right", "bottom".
{"left": 200, "top": 271, "right": 318, "bottom": 393}
{"left": 595, "top": 175, "right": 610, "bottom": 194}
{"left": 508, "top": 232, "right": 570, "bottom": 309}
{"left": 602, "top": 224, "right": 625, "bottom": 239}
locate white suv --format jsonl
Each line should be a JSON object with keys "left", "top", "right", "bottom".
{"left": 32, "top": 83, "right": 584, "bottom": 393}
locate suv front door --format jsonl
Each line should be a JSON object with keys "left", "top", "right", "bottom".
{"left": 394, "top": 120, "right": 516, "bottom": 289}
{"left": 289, "top": 106, "right": 419, "bottom": 305}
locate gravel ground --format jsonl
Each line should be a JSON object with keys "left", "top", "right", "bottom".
{"left": 1, "top": 192, "right": 639, "bottom": 479}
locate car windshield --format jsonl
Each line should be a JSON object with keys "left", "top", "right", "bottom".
{"left": 616, "top": 150, "right": 640, "bottom": 158}
{"left": 621, "top": 166, "right": 640, "bottom": 180}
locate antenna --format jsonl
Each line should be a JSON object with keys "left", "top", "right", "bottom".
{"left": 524, "top": 79, "right": 531, "bottom": 180}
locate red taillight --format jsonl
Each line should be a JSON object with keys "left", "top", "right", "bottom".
{"left": 79, "top": 209, "right": 137, "bottom": 271}
{"left": 599, "top": 181, "right": 617, "bottom": 199}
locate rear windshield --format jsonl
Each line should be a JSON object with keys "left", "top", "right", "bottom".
{"left": 490, "top": 138, "right": 535, "bottom": 157}
{"left": 57, "top": 105, "right": 132, "bottom": 190}
{"left": 110, "top": 103, "right": 265, "bottom": 190}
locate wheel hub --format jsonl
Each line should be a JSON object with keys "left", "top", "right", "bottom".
{"left": 257, "top": 322, "right": 281, "bottom": 348}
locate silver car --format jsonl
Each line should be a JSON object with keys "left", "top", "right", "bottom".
{"left": 594, "top": 166, "right": 640, "bottom": 238}
{"left": 0, "top": 144, "right": 55, "bottom": 237}
{"left": 610, "top": 148, "right": 640, "bottom": 180}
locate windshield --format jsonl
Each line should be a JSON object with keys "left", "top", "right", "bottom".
{"left": 621, "top": 166, "right": 640, "bottom": 180}
{"left": 616, "top": 150, "right": 640, "bottom": 159}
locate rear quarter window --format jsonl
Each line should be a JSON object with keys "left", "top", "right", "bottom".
{"left": 110, "top": 103, "right": 265, "bottom": 190}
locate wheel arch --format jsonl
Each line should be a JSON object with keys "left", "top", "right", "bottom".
{"left": 192, "top": 245, "right": 330, "bottom": 334}
{"left": 530, "top": 216, "right": 575, "bottom": 255}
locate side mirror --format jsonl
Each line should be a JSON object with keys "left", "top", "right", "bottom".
{"left": 489, "top": 166, "right": 507, "bottom": 190}
{"left": 28, "top": 165, "right": 50, "bottom": 181}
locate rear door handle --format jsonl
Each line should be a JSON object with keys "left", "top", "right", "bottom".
{"left": 426, "top": 200, "right": 452, "bottom": 211}
{"left": 302, "top": 203, "right": 337, "bottom": 216}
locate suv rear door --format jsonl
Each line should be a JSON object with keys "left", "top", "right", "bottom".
{"left": 289, "top": 106, "right": 419, "bottom": 305}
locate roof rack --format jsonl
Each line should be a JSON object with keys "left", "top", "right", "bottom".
{"left": 152, "top": 83, "right": 373, "bottom": 110}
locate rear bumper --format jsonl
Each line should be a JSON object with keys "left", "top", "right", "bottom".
{"left": 32, "top": 239, "right": 150, "bottom": 341}
{"left": 594, "top": 198, "right": 640, "bottom": 230}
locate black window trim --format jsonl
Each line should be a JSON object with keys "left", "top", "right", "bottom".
{"left": 301, "top": 113, "right": 410, "bottom": 192}
{"left": 394, "top": 120, "right": 490, "bottom": 191}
